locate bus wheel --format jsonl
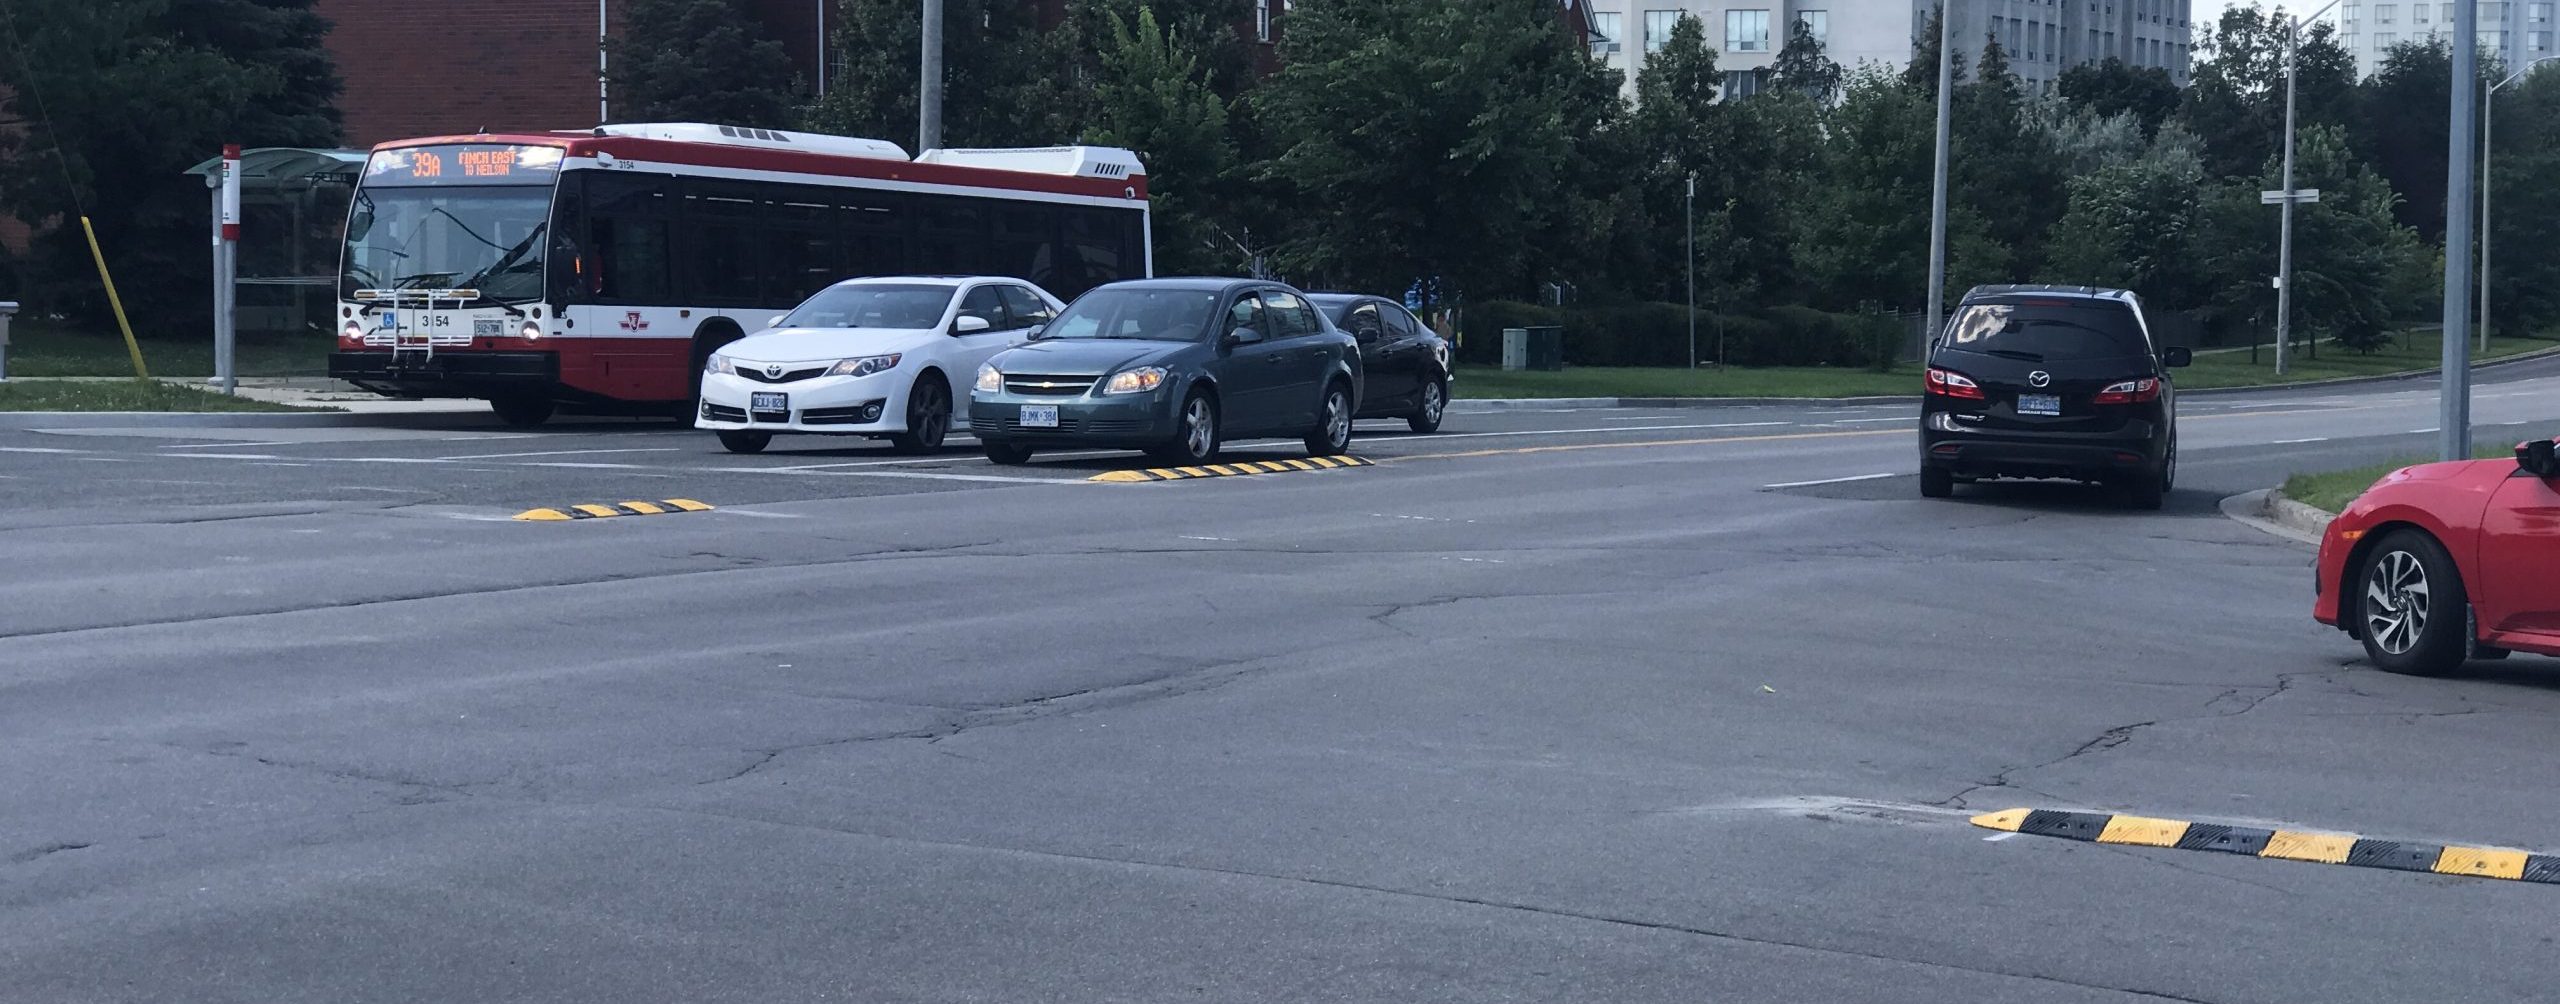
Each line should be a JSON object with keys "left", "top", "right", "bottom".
{"left": 491, "top": 394, "right": 554, "bottom": 427}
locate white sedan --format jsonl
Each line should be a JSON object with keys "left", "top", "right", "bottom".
{"left": 696, "top": 277, "right": 1063, "bottom": 454}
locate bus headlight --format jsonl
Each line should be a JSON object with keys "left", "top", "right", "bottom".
{"left": 519, "top": 321, "right": 544, "bottom": 341}
{"left": 340, "top": 320, "right": 363, "bottom": 342}
{"left": 974, "top": 364, "right": 1003, "bottom": 394}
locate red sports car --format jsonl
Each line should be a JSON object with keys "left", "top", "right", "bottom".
{"left": 2315, "top": 439, "right": 2560, "bottom": 675}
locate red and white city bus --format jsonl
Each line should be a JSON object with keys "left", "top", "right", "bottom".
{"left": 329, "top": 123, "right": 1151, "bottom": 425}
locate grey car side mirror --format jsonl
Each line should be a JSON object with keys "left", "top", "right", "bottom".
{"left": 1223, "top": 327, "right": 1264, "bottom": 346}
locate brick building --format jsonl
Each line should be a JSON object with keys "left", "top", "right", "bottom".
{"left": 316, "top": 1, "right": 1586, "bottom": 147}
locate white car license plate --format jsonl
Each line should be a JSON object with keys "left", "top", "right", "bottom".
{"left": 1020, "top": 405, "right": 1060, "bottom": 428}
{"left": 2018, "top": 393, "right": 2062, "bottom": 416}
{"left": 751, "top": 392, "right": 788, "bottom": 412}
{"left": 474, "top": 318, "right": 504, "bottom": 338}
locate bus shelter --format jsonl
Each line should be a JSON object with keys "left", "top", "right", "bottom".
{"left": 182, "top": 148, "right": 364, "bottom": 339}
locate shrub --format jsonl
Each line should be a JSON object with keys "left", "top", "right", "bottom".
{"left": 1458, "top": 300, "right": 1898, "bottom": 369}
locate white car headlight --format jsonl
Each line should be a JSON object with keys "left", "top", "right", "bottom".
{"left": 827, "top": 353, "right": 902, "bottom": 378}
{"left": 704, "top": 354, "right": 736, "bottom": 375}
{"left": 974, "top": 363, "right": 1004, "bottom": 394}
{"left": 1104, "top": 366, "right": 1168, "bottom": 395}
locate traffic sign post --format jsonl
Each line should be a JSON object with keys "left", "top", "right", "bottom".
{"left": 215, "top": 143, "right": 240, "bottom": 395}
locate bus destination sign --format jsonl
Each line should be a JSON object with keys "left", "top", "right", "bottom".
{"left": 365, "top": 145, "right": 565, "bottom": 185}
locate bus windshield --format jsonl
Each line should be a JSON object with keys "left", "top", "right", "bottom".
{"left": 780, "top": 284, "right": 958, "bottom": 330}
{"left": 341, "top": 185, "right": 552, "bottom": 304}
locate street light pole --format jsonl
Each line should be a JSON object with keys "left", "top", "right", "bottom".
{"left": 2441, "top": 0, "right": 2480, "bottom": 462}
{"left": 2274, "top": 0, "right": 2342, "bottom": 378}
{"left": 816, "top": 0, "right": 828, "bottom": 95}
{"left": 1923, "top": 2, "right": 1953, "bottom": 339}
{"left": 2479, "top": 57, "right": 2557, "bottom": 355}
{"left": 920, "top": 0, "right": 945, "bottom": 153}
{"left": 1687, "top": 173, "right": 1697, "bottom": 370}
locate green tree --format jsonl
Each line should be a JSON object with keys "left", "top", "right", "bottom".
{"left": 1795, "top": 68, "right": 1998, "bottom": 311}
{"left": 1084, "top": 7, "right": 1237, "bottom": 275}
{"left": 2057, "top": 57, "right": 2179, "bottom": 136}
{"left": 2177, "top": 6, "right": 2355, "bottom": 180}
{"left": 611, "top": 0, "right": 800, "bottom": 126}
{"left": 1768, "top": 15, "right": 1844, "bottom": 103}
{"left": 2193, "top": 124, "right": 2427, "bottom": 350}
{"left": 1903, "top": 4, "right": 1968, "bottom": 96}
{"left": 0, "top": 0, "right": 342, "bottom": 329}
{"left": 1069, "top": 0, "right": 1253, "bottom": 98}
{"left": 2485, "top": 68, "right": 2560, "bottom": 337}
{"left": 2045, "top": 127, "right": 2211, "bottom": 309}
{"left": 2355, "top": 38, "right": 2464, "bottom": 242}
{"left": 1254, "top": 0, "right": 1624, "bottom": 303}
{"left": 805, "top": 0, "right": 1084, "bottom": 148}
{"left": 1953, "top": 37, "right": 2066, "bottom": 280}
{"left": 1629, "top": 14, "right": 1737, "bottom": 302}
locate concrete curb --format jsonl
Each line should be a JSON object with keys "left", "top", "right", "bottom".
{"left": 1449, "top": 344, "right": 2560, "bottom": 412}
{"left": 0, "top": 410, "right": 498, "bottom": 430}
{"left": 2219, "top": 488, "right": 2331, "bottom": 546}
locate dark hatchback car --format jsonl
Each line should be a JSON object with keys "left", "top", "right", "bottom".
{"left": 969, "top": 278, "right": 1365, "bottom": 465}
{"left": 1308, "top": 294, "right": 1452, "bottom": 433}
{"left": 1919, "top": 285, "right": 2192, "bottom": 509}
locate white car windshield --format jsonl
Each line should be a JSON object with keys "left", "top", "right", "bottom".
{"left": 781, "top": 284, "right": 957, "bottom": 329}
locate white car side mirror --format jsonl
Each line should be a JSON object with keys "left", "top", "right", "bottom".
{"left": 954, "top": 315, "right": 993, "bottom": 334}
{"left": 768, "top": 315, "right": 786, "bottom": 328}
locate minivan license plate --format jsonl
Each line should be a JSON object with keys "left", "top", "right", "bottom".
{"left": 751, "top": 392, "right": 788, "bottom": 412}
{"left": 1020, "top": 405, "right": 1060, "bottom": 428}
{"left": 2018, "top": 393, "right": 2062, "bottom": 416}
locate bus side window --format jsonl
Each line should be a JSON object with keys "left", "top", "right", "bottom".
{"left": 684, "top": 179, "right": 769, "bottom": 306}
{"left": 841, "top": 189, "right": 907, "bottom": 282}
{"left": 584, "top": 173, "right": 672, "bottom": 305}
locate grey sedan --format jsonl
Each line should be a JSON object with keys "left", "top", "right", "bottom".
{"left": 968, "top": 278, "right": 1365, "bottom": 466}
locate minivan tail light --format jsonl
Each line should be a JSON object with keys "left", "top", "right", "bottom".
{"left": 2093, "top": 377, "right": 2161, "bottom": 405}
{"left": 1926, "top": 367, "right": 1984, "bottom": 400}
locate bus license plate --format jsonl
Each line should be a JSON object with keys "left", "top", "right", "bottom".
{"left": 1020, "top": 405, "right": 1059, "bottom": 428}
{"left": 2018, "top": 393, "right": 2062, "bottom": 416}
{"left": 474, "top": 318, "right": 504, "bottom": 338}
{"left": 752, "top": 392, "right": 788, "bottom": 412}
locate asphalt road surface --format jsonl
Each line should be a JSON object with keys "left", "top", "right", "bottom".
{"left": 7, "top": 362, "right": 2560, "bottom": 1003}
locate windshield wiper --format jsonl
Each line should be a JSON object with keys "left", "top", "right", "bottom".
{"left": 1981, "top": 348, "right": 2045, "bottom": 362}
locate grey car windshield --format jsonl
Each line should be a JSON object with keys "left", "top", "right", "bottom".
{"left": 1043, "top": 289, "right": 1221, "bottom": 341}
{"left": 782, "top": 284, "right": 957, "bottom": 329}
{"left": 1942, "top": 301, "right": 2151, "bottom": 362}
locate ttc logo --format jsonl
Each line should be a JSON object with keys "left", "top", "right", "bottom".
{"left": 619, "top": 311, "right": 650, "bottom": 333}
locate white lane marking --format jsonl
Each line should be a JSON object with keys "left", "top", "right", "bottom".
{"left": 165, "top": 440, "right": 292, "bottom": 449}
{"left": 1823, "top": 417, "right": 1915, "bottom": 425}
{"left": 1180, "top": 535, "right": 1238, "bottom": 541}
{"left": 526, "top": 462, "right": 655, "bottom": 469}
{"left": 1763, "top": 472, "right": 1898, "bottom": 489}
{"left": 1371, "top": 513, "right": 1473, "bottom": 523}
{"left": 2407, "top": 428, "right": 2440, "bottom": 434}
{"left": 436, "top": 447, "right": 684, "bottom": 460}
{"left": 253, "top": 462, "right": 312, "bottom": 467}
{"left": 331, "top": 457, "right": 454, "bottom": 464}
{"left": 1358, "top": 421, "right": 1789, "bottom": 445}
{"left": 81, "top": 458, "right": 138, "bottom": 463}
{"left": 1985, "top": 832, "right": 2017, "bottom": 842}
{"left": 716, "top": 509, "right": 806, "bottom": 518}
{"left": 167, "top": 453, "right": 282, "bottom": 460}
{"left": 2271, "top": 437, "right": 2330, "bottom": 445}
{"left": 331, "top": 487, "right": 415, "bottom": 494}
{"left": 0, "top": 446, "right": 84, "bottom": 454}
{"left": 1443, "top": 556, "right": 1506, "bottom": 564}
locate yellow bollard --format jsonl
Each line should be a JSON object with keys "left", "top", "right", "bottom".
{"left": 78, "top": 216, "right": 149, "bottom": 380}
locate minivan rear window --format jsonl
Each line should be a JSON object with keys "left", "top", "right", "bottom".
{"left": 1940, "top": 300, "right": 2150, "bottom": 361}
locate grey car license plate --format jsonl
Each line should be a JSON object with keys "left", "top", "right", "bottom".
{"left": 1020, "top": 405, "right": 1060, "bottom": 428}
{"left": 751, "top": 392, "right": 788, "bottom": 412}
{"left": 474, "top": 318, "right": 504, "bottom": 338}
{"left": 2018, "top": 393, "right": 2062, "bottom": 416}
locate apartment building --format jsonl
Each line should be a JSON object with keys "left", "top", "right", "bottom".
{"left": 2331, "top": 2, "right": 2554, "bottom": 78}
{"left": 1582, "top": 0, "right": 2194, "bottom": 98}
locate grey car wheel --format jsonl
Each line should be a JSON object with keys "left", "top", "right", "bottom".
{"left": 1409, "top": 379, "right": 1447, "bottom": 433}
{"left": 1152, "top": 391, "right": 1221, "bottom": 464}
{"left": 1305, "top": 382, "right": 1352, "bottom": 455}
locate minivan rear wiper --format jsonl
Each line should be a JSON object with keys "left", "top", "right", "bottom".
{"left": 1981, "top": 348, "right": 2045, "bottom": 362}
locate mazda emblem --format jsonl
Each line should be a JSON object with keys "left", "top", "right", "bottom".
{"left": 2028, "top": 371, "right": 2052, "bottom": 388}
{"left": 766, "top": 364, "right": 784, "bottom": 378}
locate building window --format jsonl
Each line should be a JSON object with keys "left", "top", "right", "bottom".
{"left": 2344, "top": 5, "right": 2359, "bottom": 21}
{"left": 1590, "top": 10, "right": 1624, "bottom": 53}
{"left": 2533, "top": 29, "right": 2553, "bottom": 47}
{"left": 2376, "top": 4, "right": 2396, "bottom": 22}
{"left": 1643, "top": 9, "right": 1680, "bottom": 52}
{"left": 1255, "top": 0, "right": 1271, "bottom": 42}
{"left": 2482, "top": 29, "right": 2507, "bottom": 47}
{"left": 1798, "top": 9, "right": 1828, "bottom": 44}
{"left": 1722, "top": 69, "right": 1766, "bottom": 98}
{"left": 1726, "top": 9, "right": 1771, "bottom": 51}
{"left": 2487, "top": 2, "right": 2508, "bottom": 17}
{"left": 2343, "top": 30, "right": 2359, "bottom": 47}
{"left": 2534, "top": 3, "right": 2554, "bottom": 22}
{"left": 2414, "top": 3, "right": 2428, "bottom": 21}
{"left": 2377, "top": 30, "right": 2398, "bottom": 44}
{"left": 2442, "top": 3, "right": 2454, "bottom": 20}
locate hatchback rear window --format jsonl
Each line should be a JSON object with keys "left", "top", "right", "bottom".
{"left": 1940, "top": 300, "right": 2150, "bottom": 361}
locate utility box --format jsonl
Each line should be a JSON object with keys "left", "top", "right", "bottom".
{"left": 1502, "top": 325, "right": 1563, "bottom": 371}
{"left": 0, "top": 301, "right": 17, "bottom": 382}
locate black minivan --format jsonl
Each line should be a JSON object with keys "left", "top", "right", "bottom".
{"left": 1918, "top": 286, "right": 2191, "bottom": 509}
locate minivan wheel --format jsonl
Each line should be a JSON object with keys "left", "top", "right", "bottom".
{"left": 1919, "top": 465, "right": 1955, "bottom": 499}
{"left": 717, "top": 430, "right": 772, "bottom": 454}
{"left": 2357, "top": 530, "right": 2470, "bottom": 676}
{"left": 2124, "top": 468, "right": 2166, "bottom": 510}
{"left": 1305, "top": 381, "right": 1353, "bottom": 455}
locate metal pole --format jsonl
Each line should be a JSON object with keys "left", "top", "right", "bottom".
{"left": 2275, "top": 17, "right": 2299, "bottom": 378}
{"left": 816, "top": 0, "right": 828, "bottom": 95}
{"left": 599, "top": 0, "right": 610, "bottom": 123}
{"left": 2441, "top": 0, "right": 2479, "bottom": 462}
{"left": 1924, "top": 2, "right": 1953, "bottom": 337}
{"left": 218, "top": 143, "right": 241, "bottom": 395}
{"left": 2479, "top": 79, "right": 2493, "bottom": 355}
{"left": 1686, "top": 173, "right": 1697, "bottom": 370}
{"left": 920, "top": 0, "right": 945, "bottom": 152}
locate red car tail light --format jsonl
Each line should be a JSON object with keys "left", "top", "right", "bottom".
{"left": 1926, "top": 367, "right": 1984, "bottom": 400}
{"left": 2094, "top": 377, "right": 2161, "bottom": 405}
